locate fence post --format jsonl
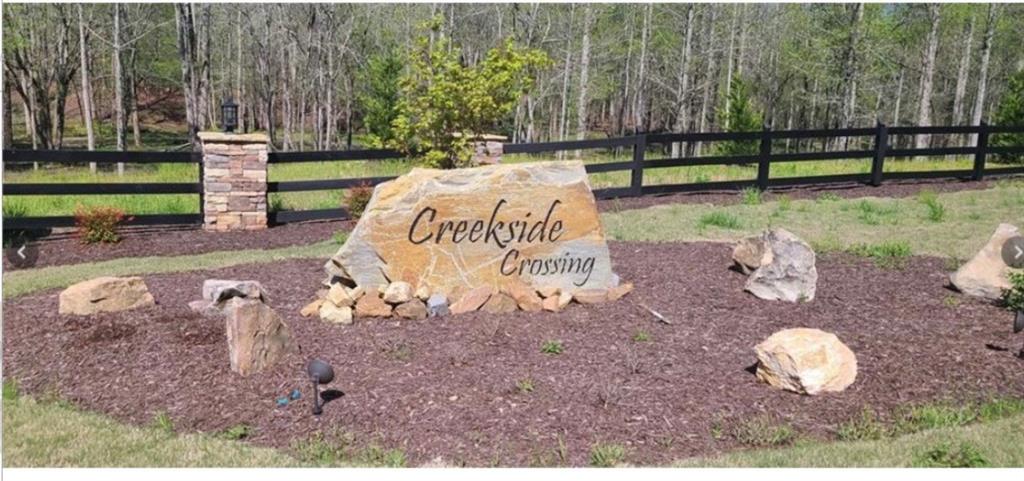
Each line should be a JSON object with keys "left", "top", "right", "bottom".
{"left": 756, "top": 125, "right": 771, "bottom": 191}
{"left": 631, "top": 133, "right": 646, "bottom": 197}
{"left": 870, "top": 121, "right": 887, "bottom": 187}
{"left": 972, "top": 121, "right": 989, "bottom": 181}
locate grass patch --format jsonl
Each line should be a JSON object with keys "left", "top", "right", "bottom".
{"left": 2, "top": 240, "right": 336, "bottom": 299}
{"left": 540, "top": 340, "right": 564, "bottom": 355}
{"left": 632, "top": 330, "right": 651, "bottom": 343}
{"left": 740, "top": 187, "right": 762, "bottom": 205}
{"left": 291, "top": 430, "right": 405, "bottom": 467}
{"left": 515, "top": 378, "right": 535, "bottom": 394}
{"left": 2, "top": 392, "right": 301, "bottom": 467}
{"left": 589, "top": 443, "right": 627, "bottom": 467}
{"left": 917, "top": 189, "right": 946, "bottom": 222}
{"left": 602, "top": 182, "right": 1024, "bottom": 260}
{"left": 912, "top": 442, "right": 989, "bottom": 467}
{"left": 697, "top": 211, "right": 742, "bottom": 230}
{"left": 219, "top": 424, "right": 254, "bottom": 441}
{"left": 730, "top": 416, "right": 795, "bottom": 447}
{"left": 845, "top": 241, "right": 912, "bottom": 269}
{"left": 836, "top": 408, "right": 889, "bottom": 442}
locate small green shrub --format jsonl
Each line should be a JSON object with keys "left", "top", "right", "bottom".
{"left": 913, "top": 442, "right": 988, "bottom": 468}
{"left": 894, "top": 402, "right": 977, "bottom": 435}
{"left": 220, "top": 424, "right": 253, "bottom": 440}
{"left": 731, "top": 416, "right": 795, "bottom": 447}
{"left": 917, "top": 190, "right": 946, "bottom": 222}
{"left": 740, "top": 187, "right": 762, "bottom": 205}
{"left": 855, "top": 199, "right": 900, "bottom": 226}
{"left": 589, "top": 443, "right": 626, "bottom": 467}
{"left": 845, "top": 241, "right": 912, "bottom": 269}
{"left": 74, "top": 205, "right": 130, "bottom": 244}
{"left": 541, "top": 340, "right": 564, "bottom": 355}
{"left": 1004, "top": 271, "right": 1024, "bottom": 313}
{"left": 345, "top": 183, "right": 374, "bottom": 219}
{"left": 697, "top": 211, "right": 742, "bottom": 230}
{"left": 516, "top": 378, "right": 535, "bottom": 393}
{"left": 836, "top": 407, "right": 888, "bottom": 441}
{"left": 632, "top": 330, "right": 651, "bottom": 342}
{"left": 3, "top": 199, "right": 28, "bottom": 218}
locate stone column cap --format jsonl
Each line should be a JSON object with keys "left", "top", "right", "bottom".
{"left": 198, "top": 132, "right": 270, "bottom": 144}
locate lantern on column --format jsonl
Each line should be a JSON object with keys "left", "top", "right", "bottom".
{"left": 221, "top": 98, "right": 238, "bottom": 133}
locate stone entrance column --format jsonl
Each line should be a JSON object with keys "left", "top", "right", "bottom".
{"left": 198, "top": 132, "right": 269, "bottom": 231}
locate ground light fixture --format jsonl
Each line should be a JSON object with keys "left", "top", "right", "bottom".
{"left": 1015, "top": 310, "right": 1024, "bottom": 359}
{"left": 221, "top": 98, "right": 238, "bottom": 133}
{"left": 307, "top": 359, "right": 335, "bottom": 416}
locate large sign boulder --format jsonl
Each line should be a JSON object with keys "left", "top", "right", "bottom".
{"left": 325, "top": 161, "right": 618, "bottom": 301}
{"left": 950, "top": 223, "right": 1021, "bottom": 301}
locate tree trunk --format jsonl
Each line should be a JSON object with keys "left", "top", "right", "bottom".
{"left": 914, "top": 4, "right": 940, "bottom": 150}
{"left": 952, "top": 15, "right": 975, "bottom": 130}
{"left": 633, "top": 3, "right": 651, "bottom": 133}
{"left": 672, "top": 5, "right": 695, "bottom": 158}
{"left": 113, "top": 3, "right": 126, "bottom": 157}
{"left": 77, "top": 5, "right": 95, "bottom": 163}
{"left": 969, "top": 4, "right": 996, "bottom": 147}
{"left": 574, "top": 4, "right": 593, "bottom": 158}
{"left": 696, "top": 6, "right": 717, "bottom": 156}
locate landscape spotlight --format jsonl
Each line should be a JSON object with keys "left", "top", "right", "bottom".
{"left": 1015, "top": 311, "right": 1024, "bottom": 359}
{"left": 221, "top": 98, "right": 238, "bottom": 133}
{"left": 306, "top": 359, "right": 335, "bottom": 416}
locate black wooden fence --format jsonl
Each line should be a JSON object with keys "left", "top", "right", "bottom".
{"left": 3, "top": 123, "right": 1023, "bottom": 230}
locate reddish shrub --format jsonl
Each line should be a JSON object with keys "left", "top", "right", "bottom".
{"left": 345, "top": 183, "right": 374, "bottom": 219}
{"left": 74, "top": 205, "right": 131, "bottom": 244}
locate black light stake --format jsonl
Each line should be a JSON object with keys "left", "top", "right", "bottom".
{"left": 1015, "top": 311, "right": 1024, "bottom": 359}
{"left": 307, "top": 359, "right": 335, "bottom": 416}
{"left": 221, "top": 98, "right": 238, "bottom": 133}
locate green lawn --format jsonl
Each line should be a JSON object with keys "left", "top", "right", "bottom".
{"left": 603, "top": 179, "right": 1024, "bottom": 261}
{"left": 3, "top": 153, "right": 975, "bottom": 217}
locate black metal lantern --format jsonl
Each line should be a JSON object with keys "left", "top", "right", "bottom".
{"left": 307, "top": 359, "right": 335, "bottom": 416}
{"left": 221, "top": 98, "right": 238, "bottom": 133}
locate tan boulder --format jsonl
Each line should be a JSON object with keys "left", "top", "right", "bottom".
{"left": 325, "top": 283, "right": 355, "bottom": 307}
{"left": 223, "top": 297, "right": 292, "bottom": 376}
{"left": 450, "top": 286, "right": 492, "bottom": 314}
{"left": 355, "top": 293, "right": 393, "bottom": 318}
{"left": 482, "top": 292, "right": 519, "bottom": 313}
{"left": 573, "top": 289, "right": 608, "bottom": 305}
{"left": 395, "top": 300, "right": 428, "bottom": 320}
{"left": 754, "top": 328, "right": 857, "bottom": 395}
{"left": 732, "top": 236, "right": 772, "bottom": 274}
{"left": 556, "top": 291, "right": 573, "bottom": 309}
{"left": 950, "top": 223, "right": 1021, "bottom": 301}
{"left": 319, "top": 303, "right": 353, "bottom": 324}
{"left": 300, "top": 299, "right": 325, "bottom": 317}
{"left": 541, "top": 295, "right": 564, "bottom": 312}
{"left": 323, "top": 161, "right": 619, "bottom": 302}
{"left": 383, "top": 281, "right": 414, "bottom": 304}
{"left": 59, "top": 276, "right": 155, "bottom": 316}
{"left": 414, "top": 285, "right": 431, "bottom": 301}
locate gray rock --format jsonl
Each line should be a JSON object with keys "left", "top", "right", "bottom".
{"left": 203, "top": 279, "right": 266, "bottom": 303}
{"left": 427, "top": 293, "right": 450, "bottom": 317}
{"left": 743, "top": 228, "right": 817, "bottom": 303}
{"left": 188, "top": 299, "right": 222, "bottom": 317}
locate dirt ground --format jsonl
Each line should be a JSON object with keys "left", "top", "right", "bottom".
{"left": 4, "top": 176, "right": 1017, "bottom": 270}
{"left": 3, "top": 241, "right": 1021, "bottom": 466}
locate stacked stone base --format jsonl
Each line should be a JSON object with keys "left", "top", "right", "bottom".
{"left": 198, "top": 132, "right": 269, "bottom": 232}
{"left": 302, "top": 281, "right": 634, "bottom": 324}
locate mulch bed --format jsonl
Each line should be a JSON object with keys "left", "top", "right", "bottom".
{"left": 5, "top": 176, "right": 1018, "bottom": 271}
{"left": 3, "top": 241, "right": 1021, "bottom": 466}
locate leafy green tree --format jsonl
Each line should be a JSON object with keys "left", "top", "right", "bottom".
{"left": 716, "top": 75, "right": 763, "bottom": 156}
{"left": 390, "top": 17, "right": 551, "bottom": 169}
{"left": 992, "top": 69, "right": 1024, "bottom": 164}
{"left": 358, "top": 51, "right": 403, "bottom": 148}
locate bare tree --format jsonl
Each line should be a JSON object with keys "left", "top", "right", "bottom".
{"left": 969, "top": 4, "right": 997, "bottom": 147}
{"left": 914, "top": 4, "right": 941, "bottom": 150}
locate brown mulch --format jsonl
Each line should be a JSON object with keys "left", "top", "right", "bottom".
{"left": 6, "top": 176, "right": 1016, "bottom": 271}
{"left": 3, "top": 241, "right": 1022, "bottom": 466}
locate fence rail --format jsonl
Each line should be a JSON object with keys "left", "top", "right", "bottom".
{"left": 3, "top": 123, "right": 1023, "bottom": 231}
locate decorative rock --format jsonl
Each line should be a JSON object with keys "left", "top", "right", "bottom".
{"left": 482, "top": 292, "right": 519, "bottom": 313}
{"left": 541, "top": 295, "right": 563, "bottom": 312}
{"left": 573, "top": 289, "right": 608, "bottom": 305}
{"left": 743, "top": 228, "right": 817, "bottom": 303}
{"left": 395, "top": 300, "right": 429, "bottom": 320}
{"left": 222, "top": 297, "right": 292, "bottom": 376}
{"left": 348, "top": 285, "right": 366, "bottom": 301}
{"left": 319, "top": 303, "right": 353, "bottom": 325}
{"left": 189, "top": 299, "right": 221, "bottom": 317}
{"left": 383, "top": 281, "right": 414, "bottom": 304}
{"left": 427, "top": 294, "right": 450, "bottom": 317}
{"left": 950, "top": 223, "right": 1021, "bottom": 301}
{"left": 202, "top": 279, "right": 265, "bottom": 303}
{"left": 325, "top": 284, "right": 355, "bottom": 307}
{"left": 754, "top": 328, "right": 857, "bottom": 395}
{"left": 414, "top": 285, "right": 431, "bottom": 301}
{"left": 300, "top": 299, "right": 325, "bottom": 317}
{"left": 537, "top": 286, "right": 561, "bottom": 298}
{"left": 732, "top": 236, "right": 771, "bottom": 274}
{"left": 355, "top": 293, "right": 393, "bottom": 318}
{"left": 507, "top": 284, "right": 543, "bottom": 312}
{"left": 450, "top": 286, "right": 493, "bottom": 314}
{"left": 323, "top": 161, "right": 619, "bottom": 302}
{"left": 608, "top": 282, "right": 634, "bottom": 301}
{"left": 59, "top": 276, "right": 155, "bottom": 316}
{"left": 556, "top": 291, "right": 573, "bottom": 309}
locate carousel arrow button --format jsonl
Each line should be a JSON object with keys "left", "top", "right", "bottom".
{"left": 1003, "top": 236, "right": 1024, "bottom": 268}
